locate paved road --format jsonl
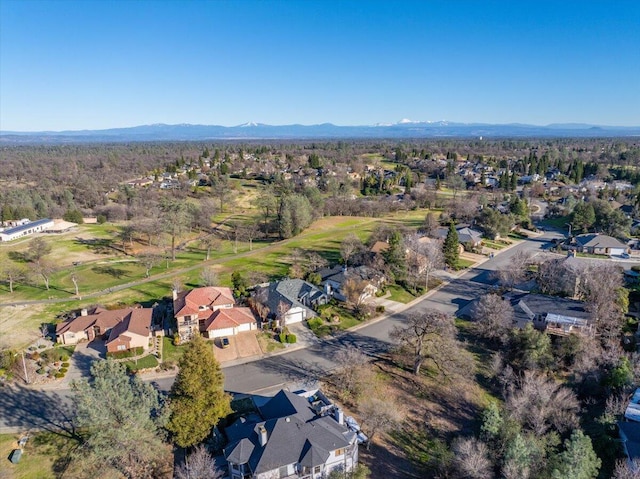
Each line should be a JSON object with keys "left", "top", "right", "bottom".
{"left": 0, "top": 230, "right": 562, "bottom": 432}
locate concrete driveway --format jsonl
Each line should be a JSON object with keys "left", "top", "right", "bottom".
{"left": 62, "top": 340, "right": 105, "bottom": 385}
{"left": 212, "top": 332, "right": 261, "bottom": 364}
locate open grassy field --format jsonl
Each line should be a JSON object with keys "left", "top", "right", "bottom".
{"left": 0, "top": 208, "right": 440, "bottom": 349}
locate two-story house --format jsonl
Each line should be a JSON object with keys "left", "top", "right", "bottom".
{"left": 173, "top": 286, "right": 257, "bottom": 341}
{"left": 224, "top": 389, "right": 358, "bottom": 479}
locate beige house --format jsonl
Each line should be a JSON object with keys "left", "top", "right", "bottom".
{"left": 56, "top": 307, "right": 153, "bottom": 353}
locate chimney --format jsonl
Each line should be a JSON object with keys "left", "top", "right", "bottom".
{"left": 333, "top": 407, "right": 344, "bottom": 425}
{"left": 80, "top": 308, "right": 88, "bottom": 317}
{"left": 258, "top": 425, "right": 267, "bottom": 447}
{"left": 172, "top": 289, "right": 177, "bottom": 301}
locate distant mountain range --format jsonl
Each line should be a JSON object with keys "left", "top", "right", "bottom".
{"left": 1, "top": 120, "right": 639, "bottom": 143}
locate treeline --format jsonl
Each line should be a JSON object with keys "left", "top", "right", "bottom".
{"left": 0, "top": 139, "right": 638, "bottom": 223}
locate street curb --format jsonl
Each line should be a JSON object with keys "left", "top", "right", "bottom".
{"left": 18, "top": 238, "right": 528, "bottom": 389}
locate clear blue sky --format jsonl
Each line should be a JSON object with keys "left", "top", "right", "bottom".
{"left": 1, "top": 0, "right": 639, "bottom": 131}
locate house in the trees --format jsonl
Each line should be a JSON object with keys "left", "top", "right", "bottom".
{"left": 435, "top": 224, "right": 483, "bottom": 251}
{"left": 318, "top": 265, "right": 385, "bottom": 302}
{"left": 224, "top": 389, "right": 359, "bottom": 479}
{"left": 253, "top": 279, "right": 327, "bottom": 326}
{"left": 503, "top": 292, "right": 592, "bottom": 337}
{"left": 173, "top": 286, "right": 257, "bottom": 341}
{"left": 567, "top": 233, "right": 629, "bottom": 256}
{"left": 56, "top": 306, "right": 153, "bottom": 353}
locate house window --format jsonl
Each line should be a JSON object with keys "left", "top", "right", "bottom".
{"left": 117, "top": 345, "right": 126, "bottom": 351}
{"left": 314, "top": 465, "right": 321, "bottom": 474}
{"left": 335, "top": 448, "right": 344, "bottom": 456}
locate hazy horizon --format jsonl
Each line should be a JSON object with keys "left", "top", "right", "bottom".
{"left": 1, "top": 0, "right": 639, "bottom": 131}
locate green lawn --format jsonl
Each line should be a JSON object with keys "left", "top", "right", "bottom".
{"left": 542, "top": 215, "right": 571, "bottom": 230}
{"left": 0, "top": 432, "right": 79, "bottom": 479}
{"left": 455, "top": 258, "right": 475, "bottom": 270}
{"left": 162, "top": 336, "right": 186, "bottom": 363}
{"left": 386, "top": 284, "right": 418, "bottom": 304}
{"left": 123, "top": 354, "right": 159, "bottom": 372}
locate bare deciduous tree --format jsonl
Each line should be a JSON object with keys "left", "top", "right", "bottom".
{"left": 175, "top": 445, "right": 221, "bottom": 479}
{"left": 359, "top": 395, "right": 403, "bottom": 450}
{"left": 333, "top": 345, "right": 370, "bottom": 399}
{"left": 1, "top": 262, "right": 26, "bottom": 294}
{"left": 200, "top": 235, "right": 221, "bottom": 261}
{"left": 391, "top": 310, "right": 462, "bottom": 376}
{"left": 340, "top": 233, "right": 365, "bottom": 269}
{"left": 505, "top": 371, "right": 580, "bottom": 436}
{"left": 342, "top": 278, "right": 373, "bottom": 319}
{"left": 495, "top": 251, "right": 531, "bottom": 290}
{"left": 612, "top": 459, "right": 640, "bottom": 479}
{"left": 451, "top": 437, "right": 494, "bottom": 479}
{"left": 405, "top": 234, "right": 444, "bottom": 291}
{"left": 200, "top": 267, "right": 219, "bottom": 287}
{"left": 137, "top": 252, "right": 161, "bottom": 278}
{"left": 32, "top": 258, "right": 56, "bottom": 291}
{"left": 471, "top": 293, "right": 514, "bottom": 343}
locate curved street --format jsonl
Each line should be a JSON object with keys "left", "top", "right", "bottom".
{"left": 0, "top": 230, "right": 562, "bottom": 433}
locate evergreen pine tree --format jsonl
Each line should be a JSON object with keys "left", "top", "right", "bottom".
{"left": 443, "top": 222, "right": 459, "bottom": 268}
{"left": 167, "top": 334, "right": 232, "bottom": 448}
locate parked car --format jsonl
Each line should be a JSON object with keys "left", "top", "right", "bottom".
{"left": 221, "top": 337, "right": 230, "bottom": 348}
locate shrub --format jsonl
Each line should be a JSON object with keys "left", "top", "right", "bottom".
{"left": 286, "top": 334, "right": 297, "bottom": 344}
{"left": 106, "top": 347, "right": 144, "bottom": 359}
{"left": 59, "top": 367, "right": 68, "bottom": 374}
{"left": 38, "top": 344, "right": 46, "bottom": 349}
{"left": 376, "top": 305, "right": 386, "bottom": 313}
{"left": 160, "top": 361, "right": 176, "bottom": 371}
{"left": 96, "top": 214, "right": 107, "bottom": 224}
{"left": 55, "top": 372, "right": 65, "bottom": 379}
{"left": 29, "top": 351, "right": 40, "bottom": 361}
{"left": 278, "top": 333, "right": 287, "bottom": 343}
{"left": 61, "top": 362, "right": 70, "bottom": 368}
{"left": 36, "top": 368, "right": 46, "bottom": 375}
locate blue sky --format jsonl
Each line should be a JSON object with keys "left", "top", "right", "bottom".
{"left": 1, "top": 0, "right": 639, "bottom": 131}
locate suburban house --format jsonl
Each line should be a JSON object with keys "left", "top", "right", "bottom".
{"left": 253, "top": 279, "right": 327, "bottom": 326}
{"left": 318, "top": 265, "right": 385, "bottom": 303}
{"left": 56, "top": 306, "right": 153, "bottom": 352}
{"left": 435, "top": 224, "right": 483, "bottom": 251}
{"left": 503, "top": 292, "right": 592, "bottom": 336}
{"left": 224, "top": 389, "right": 359, "bottom": 479}
{"left": 567, "top": 233, "right": 629, "bottom": 256}
{"left": 173, "top": 286, "right": 257, "bottom": 341}
{"left": 0, "top": 218, "right": 54, "bottom": 242}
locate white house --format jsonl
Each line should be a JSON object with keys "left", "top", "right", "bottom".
{"left": 0, "top": 218, "right": 54, "bottom": 242}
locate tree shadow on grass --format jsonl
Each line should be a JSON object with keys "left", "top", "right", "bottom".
{"left": 91, "top": 265, "right": 128, "bottom": 279}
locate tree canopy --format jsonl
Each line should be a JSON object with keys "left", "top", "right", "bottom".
{"left": 71, "top": 360, "right": 169, "bottom": 479}
{"left": 167, "top": 334, "right": 232, "bottom": 447}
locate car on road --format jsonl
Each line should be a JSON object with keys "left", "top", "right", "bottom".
{"left": 221, "top": 337, "right": 230, "bottom": 348}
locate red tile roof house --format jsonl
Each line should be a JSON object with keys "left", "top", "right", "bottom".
{"left": 172, "top": 286, "right": 257, "bottom": 342}
{"left": 56, "top": 307, "right": 153, "bottom": 353}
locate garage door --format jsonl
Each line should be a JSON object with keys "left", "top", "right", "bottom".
{"left": 286, "top": 310, "right": 304, "bottom": 324}
{"left": 610, "top": 248, "right": 625, "bottom": 256}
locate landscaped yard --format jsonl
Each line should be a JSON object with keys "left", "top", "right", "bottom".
{"left": 122, "top": 354, "right": 159, "bottom": 372}
{"left": 386, "top": 284, "right": 418, "bottom": 304}
{"left": 162, "top": 336, "right": 186, "bottom": 363}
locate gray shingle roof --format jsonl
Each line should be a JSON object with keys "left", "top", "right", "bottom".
{"left": 504, "top": 292, "right": 589, "bottom": 327}
{"left": 224, "top": 390, "right": 354, "bottom": 475}
{"left": 574, "top": 233, "right": 627, "bottom": 249}
{"left": 258, "top": 279, "right": 326, "bottom": 318}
